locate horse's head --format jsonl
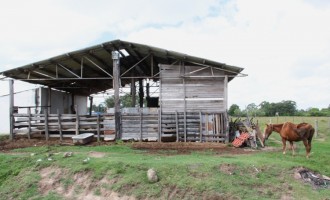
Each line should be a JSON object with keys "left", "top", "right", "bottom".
{"left": 263, "top": 124, "right": 274, "bottom": 145}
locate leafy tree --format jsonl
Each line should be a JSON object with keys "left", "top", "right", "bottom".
{"left": 277, "top": 100, "right": 297, "bottom": 116}
{"left": 229, "top": 104, "right": 240, "bottom": 116}
{"left": 104, "top": 94, "right": 139, "bottom": 108}
{"left": 104, "top": 96, "right": 115, "bottom": 108}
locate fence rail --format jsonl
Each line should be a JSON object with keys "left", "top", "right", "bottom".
{"left": 12, "top": 109, "right": 228, "bottom": 143}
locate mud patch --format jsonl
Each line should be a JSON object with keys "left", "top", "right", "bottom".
{"left": 294, "top": 167, "right": 330, "bottom": 189}
{"left": 39, "top": 166, "right": 135, "bottom": 200}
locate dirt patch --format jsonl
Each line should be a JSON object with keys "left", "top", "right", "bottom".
{"left": 88, "top": 151, "right": 107, "bottom": 158}
{"left": 131, "top": 142, "right": 260, "bottom": 155}
{"left": 293, "top": 167, "right": 330, "bottom": 189}
{"left": 0, "top": 135, "right": 114, "bottom": 152}
{"left": 39, "top": 166, "right": 135, "bottom": 200}
{"left": 0, "top": 136, "right": 274, "bottom": 157}
{"left": 0, "top": 136, "right": 72, "bottom": 152}
{"left": 219, "top": 163, "right": 237, "bottom": 175}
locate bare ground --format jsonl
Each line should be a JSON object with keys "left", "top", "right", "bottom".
{"left": 39, "top": 166, "right": 135, "bottom": 200}
{"left": 0, "top": 135, "right": 273, "bottom": 156}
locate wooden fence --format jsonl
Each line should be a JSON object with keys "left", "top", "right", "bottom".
{"left": 13, "top": 112, "right": 115, "bottom": 141}
{"left": 161, "top": 112, "right": 228, "bottom": 142}
{"left": 12, "top": 109, "right": 228, "bottom": 142}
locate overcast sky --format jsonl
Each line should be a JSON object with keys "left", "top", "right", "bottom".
{"left": 0, "top": 0, "right": 329, "bottom": 110}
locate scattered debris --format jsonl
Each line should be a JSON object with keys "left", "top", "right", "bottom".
{"left": 30, "top": 153, "right": 35, "bottom": 156}
{"left": 63, "top": 152, "right": 73, "bottom": 158}
{"left": 229, "top": 117, "right": 264, "bottom": 148}
{"left": 47, "top": 158, "right": 53, "bottom": 161}
{"left": 294, "top": 167, "right": 330, "bottom": 189}
{"left": 36, "top": 158, "right": 42, "bottom": 162}
{"left": 232, "top": 132, "right": 250, "bottom": 147}
{"left": 147, "top": 168, "right": 158, "bottom": 183}
{"left": 252, "top": 165, "right": 260, "bottom": 173}
{"left": 83, "top": 157, "right": 90, "bottom": 164}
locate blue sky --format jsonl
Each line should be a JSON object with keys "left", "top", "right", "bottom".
{"left": 0, "top": 0, "right": 329, "bottom": 111}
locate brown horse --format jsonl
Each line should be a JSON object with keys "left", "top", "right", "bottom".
{"left": 263, "top": 122, "right": 314, "bottom": 158}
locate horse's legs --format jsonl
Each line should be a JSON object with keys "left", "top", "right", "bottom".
{"left": 281, "top": 138, "right": 287, "bottom": 154}
{"left": 307, "top": 139, "right": 312, "bottom": 158}
{"left": 289, "top": 141, "right": 295, "bottom": 156}
{"left": 308, "top": 139, "right": 312, "bottom": 154}
{"left": 302, "top": 139, "right": 309, "bottom": 158}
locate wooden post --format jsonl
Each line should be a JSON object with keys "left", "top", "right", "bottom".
{"left": 224, "top": 75, "right": 228, "bottom": 110}
{"left": 158, "top": 108, "right": 161, "bottom": 142}
{"left": 225, "top": 112, "right": 229, "bottom": 143}
{"left": 97, "top": 114, "right": 100, "bottom": 142}
{"left": 57, "top": 109, "right": 63, "bottom": 141}
{"left": 183, "top": 77, "right": 187, "bottom": 142}
{"left": 175, "top": 111, "right": 179, "bottom": 142}
{"left": 47, "top": 87, "right": 51, "bottom": 114}
{"left": 89, "top": 96, "right": 93, "bottom": 116}
{"left": 75, "top": 105, "right": 79, "bottom": 135}
{"left": 27, "top": 108, "right": 31, "bottom": 140}
{"left": 112, "top": 51, "right": 121, "bottom": 140}
{"left": 131, "top": 78, "right": 136, "bottom": 107}
{"left": 217, "top": 114, "right": 220, "bottom": 142}
{"left": 9, "top": 79, "right": 14, "bottom": 141}
{"left": 139, "top": 79, "right": 144, "bottom": 107}
{"left": 44, "top": 108, "right": 49, "bottom": 141}
{"left": 206, "top": 113, "right": 209, "bottom": 142}
{"left": 146, "top": 82, "right": 150, "bottom": 98}
{"left": 139, "top": 108, "right": 143, "bottom": 142}
{"left": 199, "top": 112, "right": 202, "bottom": 142}
{"left": 315, "top": 119, "right": 318, "bottom": 137}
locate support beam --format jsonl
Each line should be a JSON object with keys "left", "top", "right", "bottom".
{"left": 57, "top": 109, "right": 63, "bottom": 141}
{"left": 139, "top": 79, "right": 144, "bottom": 107}
{"left": 84, "top": 56, "right": 113, "bottom": 78}
{"left": 9, "top": 80, "right": 14, "bottom": 141}
{"left": 47, "top": 87, "right": 51, "bottom": 114}
{"left": 45, "top": 108, "right": 49, "bottom": 141}
{"left": 65, "top": 54, "right": 106, "bottom": 77}
{"left": 89, "top": 96, "right": 93, "bottom": 116}
{"left": 146, "top": 82, "right": 150, "bottom": 98}
{"left": 121, "top": 53, "right": 150, "bottom": 77}
{"left": 58, "top": 63, "right": 81, "bottom": 78}
{"left": 131, "top": 78, "right": 136, "bottom": 107}
{"left": 224, "top": 75, "right": 229, "bottom": 143}
{"left": 112, "top": 51, "right": 121, "bottom": 140}
{"left": 224, "top": 75, "right": 228, "bottom": 110}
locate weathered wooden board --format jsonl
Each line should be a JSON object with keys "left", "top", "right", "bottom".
{"left": 72, "top": 133, "right": 94, "bottom": 145}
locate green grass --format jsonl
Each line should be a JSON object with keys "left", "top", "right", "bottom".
{"left": 0, "top": 116, "right": 329, "bottom": 199}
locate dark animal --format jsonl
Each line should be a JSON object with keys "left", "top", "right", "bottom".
{"left": 263, "top": 122, "right": 314, "bottom": 158}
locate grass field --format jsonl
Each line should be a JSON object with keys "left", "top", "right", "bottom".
{"left": 0, "top": 117, "right": 329, "bottom": 199}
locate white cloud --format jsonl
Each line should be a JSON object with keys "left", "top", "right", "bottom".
{"left": 0, "top": 0, "right": 329, "bottom": 118}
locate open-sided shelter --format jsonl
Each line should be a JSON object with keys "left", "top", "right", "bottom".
{"left": 1, "top": 39, "right": 245, "bottom": 142}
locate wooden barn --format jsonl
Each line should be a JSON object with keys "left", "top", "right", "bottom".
{"left": 0, "top": 40, "right": 245, "bottom": 143}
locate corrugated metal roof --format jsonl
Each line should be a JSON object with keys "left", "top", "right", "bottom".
{"left": 0, "top": 39, "right": 244, "bottom": 95}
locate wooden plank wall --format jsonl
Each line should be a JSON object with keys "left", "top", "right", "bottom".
{"left": 160, "top": 65, "right": 226, "bottom": 113}
{"left": 121, "top": 108, "right": 159, "bottom": 141}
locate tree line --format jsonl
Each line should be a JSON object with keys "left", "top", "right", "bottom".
{"left": 229, "top": 100, "right": 330, "bottom": 117}
{"left": 91, "top": 96, "right": 329, "bottom": 117}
